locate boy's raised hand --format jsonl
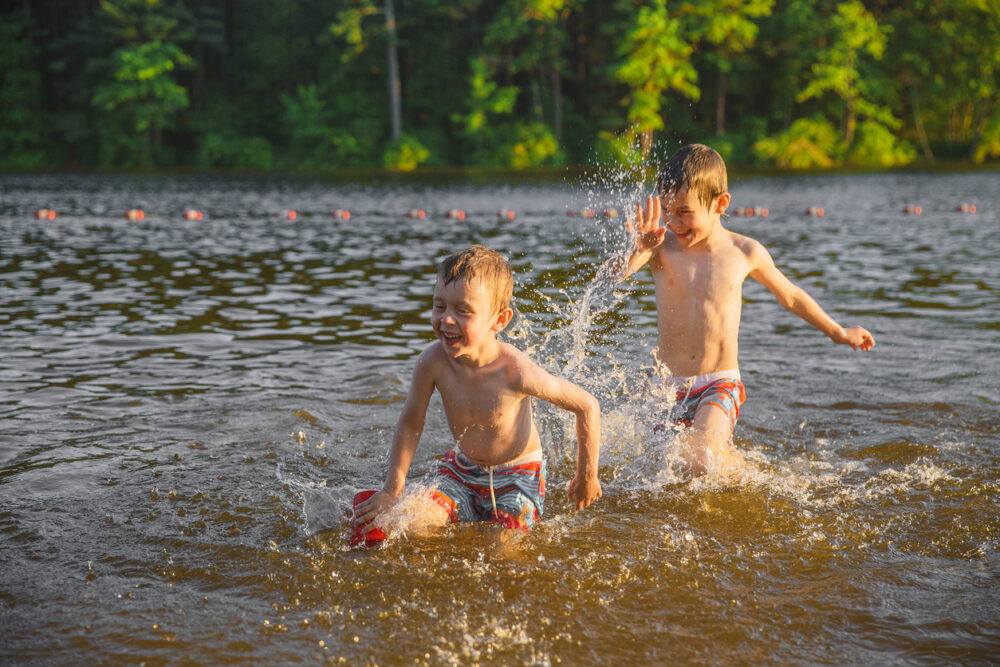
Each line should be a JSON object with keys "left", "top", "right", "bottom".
{"left": 627, "top": 195, "right": 666, "bottom": 252}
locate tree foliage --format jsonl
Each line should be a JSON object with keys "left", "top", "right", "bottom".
{"left": 2, "top": 0, "right": 998, "bottom": 170}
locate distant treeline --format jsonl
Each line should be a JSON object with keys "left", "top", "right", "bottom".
{"left": 1, "top": 0, "right": 998, "bottom": 171}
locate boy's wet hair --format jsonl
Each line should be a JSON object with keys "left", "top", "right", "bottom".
{"left": 657, "top": 144, "right": 728, "bottom": 208}
{"left": 437, "top": 245, "right": 513, "bottom": 314}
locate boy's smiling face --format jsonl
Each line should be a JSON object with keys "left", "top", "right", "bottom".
{"left": 431, "top": 277, "right": 510, "bottom": 362}
{"left": 659, "top": 184, "right": 729, "bottom": 249}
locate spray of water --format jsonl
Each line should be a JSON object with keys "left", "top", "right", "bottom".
{"left": 294, "top": 137, "right": 904, "bottom": 541}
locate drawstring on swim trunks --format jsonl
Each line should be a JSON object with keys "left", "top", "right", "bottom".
{"left": 486, "top": 465, "right": 497, "bottom": 517}
{"left": 680, "top": 381, "right": 694, "bottom": 407}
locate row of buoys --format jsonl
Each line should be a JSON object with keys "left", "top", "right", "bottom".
{"left": 905, "top": 204, "right": 977, "bottom": 214}
{"left": 731, "top": 207, "right": 770, "bottom": 217}
{"left": 30, "top": 203, "right": 980, "bottom": 221}
{"left": 566, "top": 208, "right": 619, "bottom": 218}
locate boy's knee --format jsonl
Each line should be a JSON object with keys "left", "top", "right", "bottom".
{"left": 692, "top": 403, "right": 734, "bottom": 441}
{"left": 493, "top": 495, "right": 540, "bottom": 530}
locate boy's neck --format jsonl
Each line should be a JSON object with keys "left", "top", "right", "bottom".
{"left": 683, "top": 217, "right": 726, "bottom": 252}
{"left": 453, "top": 335, "right": 502, "bottom": 369}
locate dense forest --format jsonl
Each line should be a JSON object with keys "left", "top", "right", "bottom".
{"left": 1, "top": 0, "right": 998, "bottom": 171}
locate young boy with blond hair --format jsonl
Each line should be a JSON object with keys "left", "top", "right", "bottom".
{"left": 352, "top": 246, "right": 601, "bottom": 534}
{"left": 617, "top": 144, "right": 874, "bottom": 475}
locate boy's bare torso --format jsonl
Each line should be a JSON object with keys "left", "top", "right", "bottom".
{"left": 649, "top": 229, "right": 756, "bottom": 377}
{"left": 425, "top": 342, "right": 542, "bottom": 466}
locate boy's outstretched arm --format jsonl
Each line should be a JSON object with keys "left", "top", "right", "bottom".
{"left": 749, "top": 242, "right": 875, "bottom": 351}
{"left": 516, "top": 353, "right": 602, "bottom": 510}
{"left": 351, "top": 353, "right": 436, "bottom": 529}
{"left": 609, "top": 195, "right": 666, "bottom": 281}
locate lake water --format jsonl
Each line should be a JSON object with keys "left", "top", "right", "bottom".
{"left": 1, "top": 170, "right": 998, "bottom": 664}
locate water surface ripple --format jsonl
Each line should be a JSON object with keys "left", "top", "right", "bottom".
{"left": 1, "top": 172, "right": 998, "bottom": 663}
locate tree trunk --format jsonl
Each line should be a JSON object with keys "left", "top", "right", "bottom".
{"left": 641, "top": 127, "right": 653, "bottom": 159}
{"left": 969, "top": 94, "right": 993, "bottom": 161}
{"left": 552, "top": 65, "right": 562, "bottom": 140}
{"left": 845, "top": 94, "right": 856, "bottom": 145}
{"left": 715, "top": 68, "right": 727, "bottom": 137}
{"left": 221, "top": 0, "right": 232, "bottom": 92}
{"left": 532, "top": 78, "right": 542, "bottom": 121}
{"left": 385, "top": 0, "right": 402, "bottom": 143}
{"left": 909, "top": 84, "right": 933, "bottom": 161}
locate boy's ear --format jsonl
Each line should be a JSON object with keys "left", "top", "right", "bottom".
{"left": 714, "top": 192, "right": 731, "bottom": 215}
{"left": 493, "top": 307, "right": 514, "bottom": 332}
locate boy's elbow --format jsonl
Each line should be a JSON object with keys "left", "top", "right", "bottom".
{"left": 780, "top": 286, "right": 808, "bottom": 312}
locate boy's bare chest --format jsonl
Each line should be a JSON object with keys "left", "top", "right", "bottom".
{"left": 656, "top": 246, "right": 748, "bottom": 298}
{"left": 435, "top": 371, "right": 522, "bottom": 427}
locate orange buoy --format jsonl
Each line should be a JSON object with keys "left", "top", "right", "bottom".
{"left": 126, "top": 209, "right": 145, "bottom": 221}
{"left": 497, "top": 209, "right": 515, "bottom": 221}
{"left": 756, "top": 207, "right": 769, "bottom": 217}
{"left": 742, "top": 207, "right": 755, "bottom": 216}
{"left": 957, "top": 203, "right": 977, "bottom": 213}
{"left": 445, "top": 209, "right": 466, "bottom": 220}
{"left": 34, "top": 209, "right": 56, "bottom": 220}
{"left": 903, "top": 205, "right": 922, "bottom": 215}
{"left": 287, "top": 210, "right": 297, "bottom": 220}
{"left": 806, "top": 206, "right": 825, "bottom": 217}
{"left": 407, "top": 209, "right": 426, "bottom": 219}
{"left": 603, "top": 208, "right": 619, "bottom": 219}
{"left": 183, "top": 209, "right": 203, "bottom": 220}
{"left": 580, "top": 209, "right": 596, "bottom": 219}
{"left": 332, "top": 209, "right": 351, "bottom": 220}
{"left": 566, "top": 210, "right": 575, "bottom": 217}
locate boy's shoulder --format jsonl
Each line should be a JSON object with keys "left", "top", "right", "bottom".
{"left": 414, "top": 340, "right": 448, "bottom": 371}
{"left": 492, "top": 341, "right": 548, "bottom": 387}
{"left": 496, "top": 340, "right": 535, "bottom": 366}
{"left": 414, "top": 340, "right": 537, "bottom": 378}
{"left": 722, "top": 228, "right": 769, "bottom": 259}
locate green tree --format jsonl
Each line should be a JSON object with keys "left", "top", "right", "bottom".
{"left": 90, "top": 0, "right": 194, "bottom": 166}
{"left": 681, "top": 0, "right": 773, "bottom": 136}
{"left": 0, "top": 11, "right": 49, "bottom": 168}
{"left": 450, "top": 56, "right": 519, "bottom": 166}
{"left": 612, "top": 0, "right": 698, "bottom": 157}
{"left": 796, "top": 0, "right": 890, "bottom": 146}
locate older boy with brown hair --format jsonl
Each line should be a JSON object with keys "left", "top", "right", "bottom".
{"left": 352, "top": 246, "right": 601, "bottom": 534}
{"left": 617, "top": 144, "right": 874, "bottom": 475}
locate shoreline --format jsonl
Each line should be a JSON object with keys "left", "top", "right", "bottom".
{"left": 2, "top": 160, "right": 998, "bottom": 185}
